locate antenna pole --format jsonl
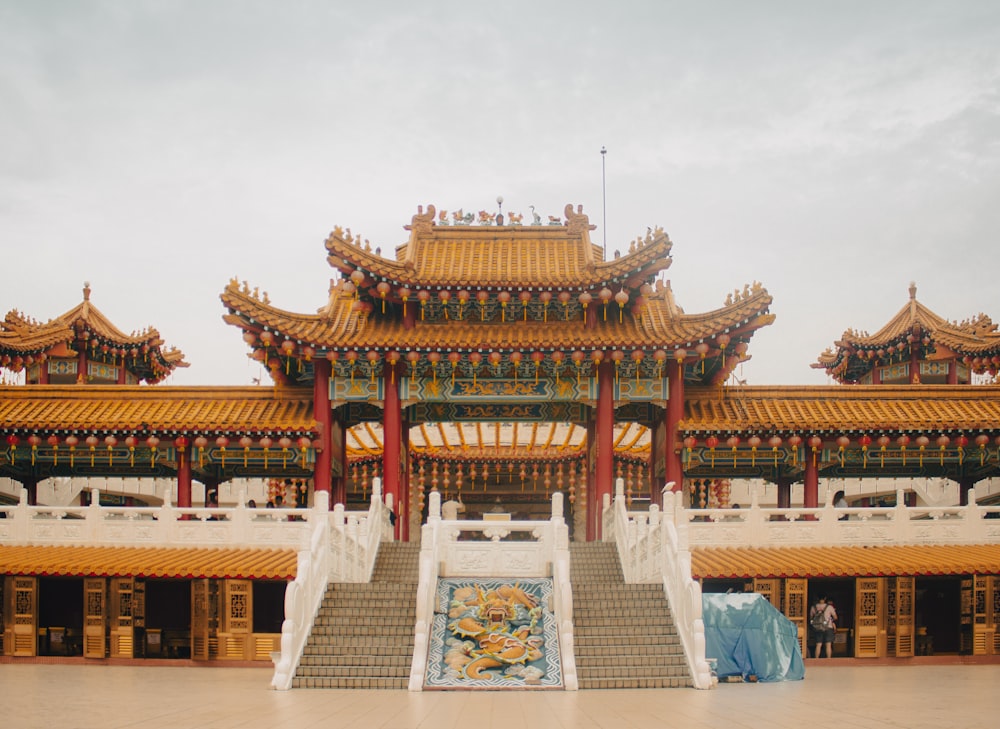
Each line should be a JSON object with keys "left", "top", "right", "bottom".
{"left": 601, "top": 146, "right": 607, "bottom": 258}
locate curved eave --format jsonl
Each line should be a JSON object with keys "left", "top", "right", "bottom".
{"left": 0, "top": 385, "right": 316, "bottom": 434}
{"left": 692, "top": 544, "right": 1000, "bottom": 580}
{"left": 224, "top": 283, "right": 774, "bottom": 355}
{"left": 678, "top": 384, "right": 1000, "bottom": 435}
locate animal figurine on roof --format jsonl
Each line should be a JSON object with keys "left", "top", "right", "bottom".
{"left": 478, "top": 210, "right": 496, "bottom": 225}
{"left": 508, "top": 211, "right": 523, "bottom": 225}
{"left": 438, "top": 209, "right": 449, "bottom": 225}
{"left": 529, "top": 205, "right": 541, "bottom": 225}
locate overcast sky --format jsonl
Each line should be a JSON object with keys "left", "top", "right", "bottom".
{"left": 2, "top": 1, "right": 998, "bottom": 388}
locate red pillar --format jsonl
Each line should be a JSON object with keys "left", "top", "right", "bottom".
{"left": 592, "top": 361, "right": 614, "bottom": 540}
{"left": 383, "top": 360, "right": 402, "bottom": 539}
{"left": 312, "top": 359, "right": 333, "bottom": 503}
{"left": 948, "top": 360, "right": 959, "bottom": 385}
{"left": 585, "top": 417, "right": 597, "bottom": 541}
{"left": 910, "top": 349, "right": 921, "bottom": 384}
{"left": 401, "top": 412, "right": 410, "bottom": 541}
{"left": 803, "top": 452, "right": 819, "bottom": 508}
{"left": 77, "top": 338, "right": 88, "bottom": 384}
{"left": 332, "top": 420, "right": 347, "bottom": 508}
{"left": 177, "top": 447, "right": 192, "bottom": 509}
{"left": 665, "top": 360, "right": 685, "bottom": 492}
{"left": 776, "top": 477, "right": 792, "bottom": 509}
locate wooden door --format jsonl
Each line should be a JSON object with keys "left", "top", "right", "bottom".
{"left": 83, "top": 578, "right": 106, "bottom": 658}
{"left": 888, "top": 577, "right": 915, "bottom": 657}
{"left": 855, "top": 577, "right": 886, "bottom": 658}
{"left": 191, "top": 579, "right": 210, "bottom": 660}
{"left": 752, "top": 578, "right": 781, "bottom": 610}
{"left": 218, "top": 579, "right": 252, "bottom": 660}
{"left": 960, "top": 577, "right": 974, "bottom": 655}
{"left": 3, "top": 576, "right": 37, "bottom": 657}
{"left": 968, "top": 575, "right": 998, "bottom": 655}
{"left": 109, "top": 578, "right": 136, "bottom": 658}
{"left": 784, "top": 578, "right": 808, "bottom": 658}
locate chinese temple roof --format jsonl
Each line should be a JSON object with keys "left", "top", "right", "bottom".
{"left": 0, "top": 283, "right": 188, "bottom": 383}
{"left": 679, "top": 384, "right": 1000, "bottom": 436}
{"left": 324, "top": 204, "right": 670, "bottom": 289}
{"left": 691, "top": 544, "right": 1000, "bottom": 579}
{"left": 222, "top": 204, "right": 775, "bottom": 387}
{"left": 814, "top": 282, "right": 1000, "bottom": 383}
{"left": 0, "top": 385, "right": 315, "bottom": 436}
{"left": 0, "top": 545, "right": 297, "bottom": 580}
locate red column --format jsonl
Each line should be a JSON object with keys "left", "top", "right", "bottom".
{"left": 177, "top": 447, "right": 192, "bottom": 509}
{"left": 664, "top": 360, "right": 685, "bottom": 492}
{"left": 401, "top": 412, "right": 410, "bottom": 542}
{"left": 803, "top": 452, "right": 819, "bottom": 508}
{"left": 776, "top": 477, "right": 792, "bottom": 509}
{"left": 312, "top": 359, "right": 333, "bottom": 503}
{"left": 648, "top": 420, "right": 661, "bottom": 504}
{"left": 585, "top": 417, "right": 597, "bottom": 541}
{"left": 332, "top": 420, "right": 347, "bottom": 507}
{"left": 383, "top": 360, "right": 402, "bottom": 539}
{"left": 947, "top": 360, "right": 959, "bottom": 385}
{"left": 593, "top": 360, "right": 614, "bottom": 540}
{"left": 910, "top": 349, "right": 921, "bottom": 384}
{"left": 77, "top": 338, "right": 88, "bottom": 384}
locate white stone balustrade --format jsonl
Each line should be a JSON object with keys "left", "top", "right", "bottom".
{"left": 670, "top": 486, "right": 1000, "bottom": 548}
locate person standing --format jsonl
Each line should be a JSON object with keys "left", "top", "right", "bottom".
{"left": 810, "top": 596, "right": 838, "bottom": 658}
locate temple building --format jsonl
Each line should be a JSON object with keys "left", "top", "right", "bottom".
{"left": 1, "top": 203, "right": 999, "bottom": 680}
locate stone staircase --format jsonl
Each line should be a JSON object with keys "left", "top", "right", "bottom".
{"left": 292, "top": 542, "right": 420, "bottom": 688}
{"left": 570, "top": 542, "right": 691, "bottom": 688}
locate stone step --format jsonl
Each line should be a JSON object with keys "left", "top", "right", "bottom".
{"left": 573, "top": 652, "right": 686, "bottom": 666}
{"left": 310, "top": 624, "right": 415, "bottom": 636}
{"left": 302, "top": 644, "right": 413, "bottom": 657}
{"left": 300, "top": 653, "right": 411, "bottom": 667}
{"left": 577, "top": 676, "right": 690, "bottom": 689}
{"left": 291, "top": 677, "right": 409, "bottom": 689}
{"left": 296, "top": 665, "right": 410, "bottom": 678}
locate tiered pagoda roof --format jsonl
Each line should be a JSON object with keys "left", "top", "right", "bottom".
{"left": 0, "top": 283, "right": 188, "bottom": 384}
{"left": 222, "top": 204, "right": 775, "bottom": 387}
{"left": 814, "top": 282, "right": 1000, "bottom": 383}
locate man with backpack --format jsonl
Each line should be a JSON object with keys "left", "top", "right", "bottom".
{"left": 810, "top": 596, "right": 838, "bottom": 658}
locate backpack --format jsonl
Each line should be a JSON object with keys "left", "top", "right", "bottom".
{"left": 810, "top": 606, "right": 829, "bottom": 631}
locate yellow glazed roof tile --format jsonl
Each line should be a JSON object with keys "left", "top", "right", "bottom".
{"left": 0, "top": 545, "right": 297, "bottom": 580}
{"left": 0, "top": 385, "right": 316, "bottom": 434}
{"left": 692, "top": 544, "right": 1000, "bottom": 579}
{"left": 680, "top": 384, "right": 1000, "bottom": 434}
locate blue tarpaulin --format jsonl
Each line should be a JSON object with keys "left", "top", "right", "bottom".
{"left": 702, "top": 593, "right": 805, "bottom": 682}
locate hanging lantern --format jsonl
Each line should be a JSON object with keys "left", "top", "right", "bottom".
{"left": 630, "top": 350, "right": 644, "bottom": 382}
{"left": 297, "top": 436, "right": 311, "bottom": 465}
{"left": 438, "top": 289, "right": 451, "bottom": 319}
{"left": 5, "top": 434, "right": 19, "bottom": 464}
{"left": 278, "top": 436, "right": 293, "bottom": 468}
{"left": 215, "top": 435, "right": 229, "bottom": 467}
{"left": 455, "top": 289, "right": 470, "bottom": 320}
{"left": 897, "top": 434, "right": 910, "bottom": 465}
{"left": 476, "top": 290, "right": 489, "bottom": 321}
{"left": 104, "top": 434, "right": 118, "bottom": 465}
{"left": 366, "top": 350, "right": 380, "bottom": 383}
{"left": 427, "top": 351, "right": 442, "bottom": 383}
{"left": 510, "top": 352, "right": 524, "bottom": 385}
{"left": 787, "top": 434, "right": 802, "bottom": 465}
{"left": 27, "top": 434, "right": 41, "bottom": 465}
{"left": 747, "top": 435, "right": 762, "bottom": 466}
{"left": 398, "top": 287, "right": 411, "bottom": 317}
{"left": 406, "top": 351, "right": 420, "bottom": 386}
{"left": 652, "top": 349, "right": 667, "bottom": 378}
{"left": 519, "top": 291, "right": 531, "bottom": 320}
{"left": 193, "top": 435, "right": 208, "bottom": 468}
{"left": 705, "top": 435, "right": 719, "bottom": 467}
{"left": 84, "top": 435, "right": 99, "bottom": 466}
{"left": 614, "top": 289, "right": 629, "bottom": 322}
{"left": 726, "top": 435, "right": 741, "bottom": 467}
{"left": 571, "top": 350, "right": 586, "bottom": 385}
{"left": 578, "top": 291, "right": 592, "bottom": 321}
{"left": 976, "top": 434, "right": 990, "bottom": 465}
{"left": 858, "top": 434, "right": 872, "bottom": 468}
{"left": 874, "top": 435, "right": 890, "bottom": 467}
{"left": 531, "top": 351, "right": 545, "bottom": 384}
{"left": 65, "top": 434, "right": 78, "bottom": 466}
{"left": 936, "top": 434, "right": 950, "bottom": 465}
{"left": 497, "top": 291, "right": 511, "bottom": 321}
{"left": 674, "top": 348, "right": 687, "bottom": 366}
{"left": 807, "top": 435, "right": 822, "bottom": 467}
{"left": 376, "top": 281, "right": 391, "bottom": 312}
{"left": 915, "top": 435, "right": 929, "bottom": 466}
{"left": 558, "top": 291, "right": 571, "bottom": 320}
{"left": 488, "top": 351, "right": 503, "bottom": 376}
{"left": 599, "top": 287, "right": 612, "bottom": 320}
{"left": 610, "top": 350, "right": 625, "bottom": 383}
{"left": 386, "top": 351, "right": 400, "bottom": 384}
{"left": 539, "top": 291, "right": 552, "bottom": 321}
{"left": 446, "top": 351, "right": 461, "bottom": 384}
{"left": 146, "top": 435, "right": 160, "bottom": 466}
{"left": 47, "top": 434, "right": 60, "bottom": 466}
{"left": 835, "top": 435, "right": 850, "bottom": 467}
{"left": 767, "top": 435, "right": 782, "bottom": 466}
{"left": 468, "top": 351, "right": 482, "bottom": 386}
{"left": 417, "top": 290, "right": 430, "bottom": 320}
{"left": 716, "top": 333, "right": 731, "bottom": 367}
{"left": 550, "top": 351, "right": 565, "bottom": 382}
{"left": 694, "top": 342, "right": 710, "bottom": 373}
{"left": 236, "top": 435, "right": 252, "bottom": 466}
{"left": 682, "top": 436, "right": 697, "bottom": 465}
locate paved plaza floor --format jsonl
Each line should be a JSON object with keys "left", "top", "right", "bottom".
{"left": 2, "top": 661, "right": 997, "bottom": 729}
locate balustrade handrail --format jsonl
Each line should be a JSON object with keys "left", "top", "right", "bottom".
{"left": 605, "top": 478, "right": 713, "bottom": 689}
